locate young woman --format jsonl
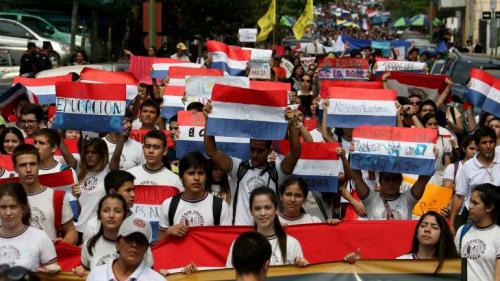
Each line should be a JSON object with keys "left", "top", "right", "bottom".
{"left": 455, "top": 184, "right": 500, "bottom": 281}
{"left": 398, "top": 211, "right": 458, "bottom": 273}
{"left": 226, "top": 187, "right": 308, "bottom": 267}
{"left": 0, "top": 127, "right": 24, "bottom": 155}
{"left": 297, "top": 74, "right": 314, "bottom": 96}
{"left": 207, "top": 159, "right": 231, "bottom": 205}
{"left": 0, "top": 182, "right": 61, "bottom": 274}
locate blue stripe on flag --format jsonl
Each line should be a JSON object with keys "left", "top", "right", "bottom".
{"left": 297, "top": 175, "right": 339, "bottom": 192}
{"left": 481, "top": 97, "right": 500, "bottom": 117}
{"left": 161, "top": 106, "right": 184, "bottom": 120}
{"left": 151, "top": 70, "right": 168, "bottom": 80}
{"left": 211, "top": 62, "right": 246, "bottom": 76}
{"left": 53, "top": 113, "right": 124, "bottom": 133}
{"left": 37, "top": 94, "right": 55, "bottom": 105}
{"left": 176, "top": 140, "right": 250, "bottom": 159}
{"left": 207, "top": 118, "right": 288, "bottom": 140}
{"left": 350, "top": 153, "right": 436, "bottom": 176}
{"left": 327, "top": 114, "right": 396, "bottom": 128}
{"left": 465, "top": 88, "right": 487, "bottom": 107}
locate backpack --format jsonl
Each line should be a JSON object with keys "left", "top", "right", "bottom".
{"left": 167, "top": 193, "right": 224, "bottom": 226}
{"left": 53, "top": 190, "right": 65, "bottom": 236}
{"left": 232, "top": 161, "right": 279, "bottom": 225}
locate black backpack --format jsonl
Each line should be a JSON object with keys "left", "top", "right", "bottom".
{"left": 167, "top": 193, "right": 224, "bottom": 226}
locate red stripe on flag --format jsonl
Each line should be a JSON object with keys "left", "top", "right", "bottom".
{"left": 0, "top": 169, "right": 75, "bottom": 187}
{"left": 353, "top": 126, "right": 438, "bottom": 143}
{"left": 250, "top": 80, "right": 291, "bottom": 91}
{"left": 0, "top": 155, "right": 13, "bottom": 171}
{"left": 278, "top": 140, "right": 340, "bottom": 160}
{"left": 211, "top": 84, "right": 287, "bottom": 107}
{"left": 380, "top": 72, "right": 447, "bottom": 92}
{"left": 162, "top": 85, "right": 185, "bottom": 96}
{"left": 207, "top": 40, "right": 252, "bottom": 61}
{"left": 55, "top": 138, "right": 80, "bottom": 156}
{"left": 13, "top": 74, "right": 73, "bottom": 86}
{"left": 325, "top": 87, "right": 397, "bottom": 100}
{"left": 128, "top": 55, "right": 185, "bottom": 84}
{"left": 168, "top": 67, "right": 223, "bottom": 79}
{"left": 56, "top": 82, "right": 126, "bottom": 101}
{"left": 80, "top": 67, "right": 138, "bottom": 85}
{"left": 134, "top": 185, "right": 180, "bottom": 205}
{"left": 470, "top": 68, "right": 498, "bottom": 85}
{"left": 177, "top": 111, "right": 206, "bottom": 127}
{"left": 320, "top": 80, "right": 383, "bottom": 97}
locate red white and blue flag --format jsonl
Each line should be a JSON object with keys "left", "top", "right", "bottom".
{"left": 0, "top": 169, "right": 76, "bottom": 193}
{"left": 13, "top": 74, "right": 72, "bottom": 104}
{"left": 320, "top": 80, "right": 383, "bottom": 97}
{"left": 161, "top": 85, "right": 185, "bottom": 119}
{"left": 79, "top": 67, "right": 138, "bottom": 103}
{"left": 318, "top": 58, "right": 370, "bottom": 80}
{"left": 185, "top": 76, "right": 250, "bottom": 100}
{"left": 465, "top": 68, "right": 500, "bottom": 117}
{"left": 381, "top": 72, "right": 447, "bottom": 100}
{"left": 207, "top": 40, "right": 251, "bottom": 76}
{"left": 53, "top": 82, "right": 126, "bottom": 133}
{"left": 351, "top": 126, "right": 438, "bottom": 175}
{"left": 324, "top": 87, "right": 397, "bottom": 128}
{"left": 167, "top": 66, "right": 223, "bottom": 86}
{"left": 128, "top": 56, "right": 186, "bottom": 84}
{"left": 278, "top": 140, "right": 343, "bottom": 192}
{"left": 207, "top": 84, "right": 288, "bottom": 140}
{"left": 176, "top": 111, "right": 250, "bottom": 159}
{"left": 0, "top": 83, "right": 37, "bottom": 117}
{"left": 151, "top": 62, "right": 203, "bottom": 80}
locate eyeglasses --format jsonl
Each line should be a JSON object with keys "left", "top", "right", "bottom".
{"left": 20, "top": 120, "right": 37, "bottom": 125}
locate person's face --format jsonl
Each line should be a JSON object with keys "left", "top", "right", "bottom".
{"left": 0, "top": 195, "right": 25, "bottom": 228}
{"left": 147, "top": 48, "right": 155, "bottom": 57}
{"left": 425, "top": 117, "right": 439, "bottom": 129}
{"left": 116, "top": 233, "right": 149, "bottom": 267}
{"left": 64, "top": 130, "right": 81, "bottom": 140}
{"left": 408, "top": 51, "right": 418, "bottom": 61}
{"left": 477, "top": 136, "right": 496, "bottom": 159}
{"left": 417, "top": 215, "right": 441, "bottom": 247}
{"left": 14, "top": 154, "right": 39, "bottom": 185}
{"left": 85, "top": 145, "right": 99, "bottom": 169}
{"left": 182, "top": 167, "right": 206, "bottom": 197}
{"left": 281, "top": 183, "right": 305, "bottom": 215}
{"left": 380, "top": 173, "right": 402, "bottom": 196}
{"left": 15, "top": 100, "right": 29, "bottom": 117}
{"left": 139, "top": 106, "right": 158, "bottom": 126}
{"left": 249, "top": 140, "right": 271, "bottom": 167}
{"left": 76, "top": 52, "right": 84, "bottom": 62}
{"left": 3, "top": 132, "right": 20, "bottom": 154}
{"left": 211, "top": 165, "right": 223, "bottom": 183}
{"left": 419, "top": 105, "right": 435, "bottom": 118}
{"left": 301, "top": 75, "right": 312, "bottom": 90}
{"left": 295, "top": 66, "right": 304, "bottom": 77}
{"left": 409, "top": 97, "right": 421, "bottom": 112}
{"left": 143, "top": 137, "right": 167, "bottom": 165}
{"left": 34, "top": 135, "right": 56, "bottom": 161}
{"left": 488, "top": 119, "right": 500, "bottom": 138}
{"left": 468, "top": 191, "right": 493, "bottom": 222}
{"left": 116, "top": 181, "right": 135, "bottom": 208}
{"left": 463, "top": 142, "right": 477, "bottom": 160}
{"left": 251, "top": 194, "right": 277, "bottom": 229}
{"left": 100, "top": 198, "right": 126, "bottom": 231}
{"left": 20, "top": 113, "right": 39, "bottom": 136}
{"left": 311, "top": 98, "right": 319, "bottom": 114}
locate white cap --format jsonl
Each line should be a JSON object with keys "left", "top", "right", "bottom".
{"left": 118, "top": 216, "right": 152, "bottom": 243}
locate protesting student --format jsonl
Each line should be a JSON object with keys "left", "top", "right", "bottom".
{"left": 0, "top": 127, "right": 24, "bottom": 155}
{"left": 19, "top": 103, "right": 43, "bottom": 138}
{"left": 231, "top": 231, "right": 272, "bottom": 281}
{"left": 207, "top": 159, "right": 232, "bottom": 205}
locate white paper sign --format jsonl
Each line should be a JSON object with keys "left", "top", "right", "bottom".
{"left": 243, "top": 48, "right": 273, "bottom": 60}
{"left": 238, "top": 28, "right": 258, "bottom": 42}
{"left": 249, "top": 60, "right": 271, "bottom": 80}
{"left": 301, "top": 57, "right": 316, "bottom": 70}
{"left": 280, "top": 59, "right": 294, "bottom": 79}
{"left": 185, "top": 76, "right": 250, "bottom": 99}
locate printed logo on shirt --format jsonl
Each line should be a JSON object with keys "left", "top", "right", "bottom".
{"left": 82, "top": 176, "right": 98, "bottom": 192}
{"left": 463, "top": 239, "right": 486, "bottom": 260}
{"left": 30, "top": 206, "right": 47, "bottom": 230}
{"left": 139, "top": 181, "right": 158, "bottom": 186}
{"left": 245, "top": 176, "right": 268, "bottom": 191}
{"left": 0, "top": 245, "right": 21, "bottom": 266}
{"left": 381, "top": 208, "right": 403, "bottom": 220}
{"left": 179, "top": 210, "right": 205, "bottom": 226}
{"left": 95, "top": 253, "right": 118, "bottom": 267}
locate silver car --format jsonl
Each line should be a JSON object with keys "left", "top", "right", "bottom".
{"left": 0, "top": 18, "right": 71, "bottom": 66}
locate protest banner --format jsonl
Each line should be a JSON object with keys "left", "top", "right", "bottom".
{"left": 167, "top": 66, "right": 223, "bottom": 86}
{"left": 280, "top": 58, "right": 294, "bottom": 78}
{"left": 318, "top": 58, "right": 370, "bottom": 80}
{"left": 324, "top": 87, "right": 397, "bottom": 128}
{"left": 0, "top": 83, "right": 37, "bottom": 117}
{"left": 374, "top": 60, "right": 427, "bottom": 73}
{"left": 382, "top": 72, "right": 447, "bottom": 100}
{"left": 161, "top": 85, "right": 185, "bottom": 119}
{"left": 53, "top": 82, "right": 126, "bottom": 133}
{"left": 176, "top": 111, "right": 250, "bottom": 159}
{"left": 0, "top": 169, "right": 76, "bottom": 193}
{"left": 320, "top": 80, "right": 383, "bottom": 97}
{"left": 238, "top": 28, "right": 257, "bottom": 42}
{"left": 151, "top": 62, "right": 203, "bottom": 80}
{"left": 207, "top": 40, "right": 252, "bottom": 76}
{"left": 249, "top": 80, "right": 291, "bottom": 91}
{"left": 465, "top": 68, "right": 500, "bottom": 117}
{"left": 13, "top": 74, "right": 73, "bottom": 104}
{"left": 207, "top": 84, "right": 288, "bottom": 140}
{"left": 79, "top": 67, "right": 138, "bottom": 102}
{"left": 351, "top": 126, "right": 438, "bottom": 175}
{"left": 277, "top": 140, "right": 343, "bottom": 192}
{"left": 0, "top": 155, "right": 14, "bottom": 172}
{"left": 401, "top": 176, "right": 453, "bottom": 217}
{"left": 300, "top": 56, "right": 316, "bottom": 70}
{"left": 129, "top": 129, "right": 173, "bottom": 148}
{"left": 248, "top": 60, "right": 271, "bottom": 80}
{"left": 185, "top": 76, "right": 250, "bottom": 100}
{"left": 129, "top": 55, "right": 186, "bottom": 84}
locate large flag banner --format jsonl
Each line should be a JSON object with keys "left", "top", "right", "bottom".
{"left": 324, "top": 87, "right": 397, "bottom": 128}
{"left": 185, "top": 76, "right": 250, "bottom": 100}
{"left": 401, "top": 176, "right": 453, "bottom": 217}
{"left": 79, "top": 67, "right": 138, "bottom": 102}
{"left": 318, "top": 58, "right": 370, "bottom": 80}
{"left": 383, "top": 71, "right": 447, "bottom": 100}
{"left": 128, "top": 55, "right": 186, "bottom": 84}
{"left": 13, "top": 74, "right": 72, "bottom": 104}
{"left": 167, "top": 67, "right": 223, "bottom": 86}
{"left": 351, "top": 126, "right": 438, "bottom": 175}
{"left": 161, "top": 85, "right": 185, "bottom": 119}
{"left": 177, "top": 111, "right": 250, "bottom": 159}
{"left": 278, "top": 140, "right": 343, "bottom": 192}
{"left": 292, "top": 0, "right": 314, "bottom": 40}
{"left": 0, "top": 83, "right": 37, "bottom": 117}
{"left": 53, "top": 82, "right": 126, "bottom": 133}
{"left": 151, "top": 62, "right": 203, "bottom": 80}
{"left": 0, "top": 169, "right": 76, "bottom": 193}
{"left": 206, "top": 84, "right": 288, "bottom": 140}
{"left": 320, "top": 80, "right": 383, "bottom": 97}
{"left": 256, "top": 0, "right": 276, "bottom": 41}
{"left": 207, "top": 40, "right": 252, "bottom": 76}
{"left": 465, "top": 68, "right": 500, "bottom": 117}
{"left": 374, "top": 59, "right": 427, "bottom": 73}
{"left": 249, "top": 80, "right": 291, "bottom": 91}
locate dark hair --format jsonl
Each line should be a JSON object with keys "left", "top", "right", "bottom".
{"left": 422, "top": 113, "right": 438, "bottom": 128}
{"left": 0, "top": 127, "right": 24, "bottom": 154}
{"left": 249, "top": 139, "right": 273, "bottom": 149}
{"left": 186, "top": 102, "right": 204, "bottom": 112}
{"left": 478, "top": 112, "right": 494, "bottom": 128}
{"left": 473, "top": 183, "right": 500, "bottom": 224}
{"left": 169, "top": 115, "right": 178, "bottom": 125}
{"left": 473, "top": 127, "right": 496, "bottom": 146}
{"left": 418, "top": 100, "right": 438, "bottom": 115}
{"left": 207, "top": 159, "right": 230, "bottom": 199}
{"left": 232, "top": 231, "right": 272, "bottom": 275}
{"left": 408, "top": 48, "right": 420, "bottom": 56}
{"left": 139, "top": 99, "right": 160, "bottom": 116}
{"left": 104, "top": 170, "right": 135, "bottom": 194}
{"left": 279, "top": 177, "right": 309, "bottom": 199}
{"left": 179, "top": 151, "right": 208, "bottom": 179}
{"left": 33, "top": 128, "right": 61, "bottom": 148}
{"left": 249, "top": 187, "right": 287, "bottom": 264}
{"left": 409, "top": 211, "right": 458, "bottom": 274}
{"left": 78, "top": 138, "right": 109, "bottom": 181}
{"left": 459, "top": 135, "right": 475, "bottom": 160}
{"left": 0, "top": 182, "right": 31, "bottom": 225}
{"left": 143, "top": 129, "right": 167, "bottom": 147}
{"left": 20, "top": 103, "right": 43, "bottom": 122}
{"left": 12, "top": 144, "right": 40, "bottom": 166}
{"left": 87, "top": 193, "right": 128, "bottom": 256}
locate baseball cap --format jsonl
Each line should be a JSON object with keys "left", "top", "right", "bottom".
{"left": 176, "top": 42, "right": 188, "bottom": 51}
{"left": 118, "top": 216, "right": 152, "bottom": 243}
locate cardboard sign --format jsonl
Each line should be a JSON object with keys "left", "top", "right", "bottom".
{"left": 238, "top": 28, "right": 258, "bottom": 42}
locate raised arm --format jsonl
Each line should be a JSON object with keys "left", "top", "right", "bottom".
{"left": 410, "top": 175, "right": 431, "bottom": 199}
{"left": 338, "top": 146, "right": 371, "bottom": 199}
{"left": 321, "top": 99, "right": 336, "bottom": 142}
{"left": 435, "top": 77, "right": 452, "bottom": 109}
{"left": 59, "top": 137, "right": 78, "bottom": 169}
{"left": 281, "top": 113, "right": 302, "bottom": 174}
{"left": 203, "top": 102, "right": 232, "bottom": 173}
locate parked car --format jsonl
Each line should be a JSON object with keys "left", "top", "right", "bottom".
{"left": 0, "top": 49, "right": 19, "bottom": 81}
{"left": 35, "top": 63, "right": 129, "bottom": 78}
{"left": 0, "top": 18, "right": 71, "bottom": 65}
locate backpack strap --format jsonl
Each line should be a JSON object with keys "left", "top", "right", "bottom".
{"left": 212, "top": 195, "right": 224, "bottom": 226}
{"left": 459, "top": 222, "right": 474, "bottom": 250}
{"left": 53, "top": 190, "right": 65, "bottom": 236}
{"left": 266, "top": 162, "right": 279, "bottom": 190}
{"left": 453, "top": 161, "right": 460, "bottom": 182}
{"left": 232, "top": 161, "right": 251, "bottom": 225}
{"left": 168, "top": 193, "right": 182, "bottom": 227}
{"left": 312, "top": 192, "right": 329, "bottom": 221}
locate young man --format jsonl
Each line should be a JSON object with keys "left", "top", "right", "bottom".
{"left": 157, "top": 152, "right": 230, "bottom": 241}
{"left": 204, "top": 106, "right": 301, "bottom": 225}
{"left": 450, "top": 127, "right": 500, "bottom": 234}
{"left": 13, "top": 144, "right": 77, "bottom": 244}
{"left": 103, "top": 116, "right": 144, "bottom": 170}
{"left": 232, "top": 231, "right": 272, "bottom": 281}
{"left": 20, "top": 103, "right": 43, "bottom": 138}
{"left": 132, "top": 99, "right": 163, "bottom": 130}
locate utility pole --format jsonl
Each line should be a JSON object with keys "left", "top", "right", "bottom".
{"left": 70, "top": 0, "right": 79, "bottom": 56}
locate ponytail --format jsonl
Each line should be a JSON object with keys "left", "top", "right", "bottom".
{"left": 273, "top": 214, "right": 288, "bottom": 263}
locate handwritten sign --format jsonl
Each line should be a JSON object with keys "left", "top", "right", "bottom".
{"left": 374, "top": 60, "right": 427, "bottom": 72}
{"left": 402, "top": 176, "right": 453, "bottom": 217}
{"left": 238, "top": 28, "right": 258, "bottom": 42}
{"left": 249, "top": 60, "right": 271, "bottom": 80}
{"left": 318, "top": 58, "right": 369, "bottom": 80}
{"left": 185, "top": 76, "right": 250, "bottom": 99}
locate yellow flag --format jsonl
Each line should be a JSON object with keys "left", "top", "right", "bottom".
{"left": 292, "top": 0, "right": 314, "bottom": 40}
{"left": 256, "top": 0, "right": 276, "bottom": 42}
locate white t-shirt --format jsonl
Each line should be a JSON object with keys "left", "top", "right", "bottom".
{"left": 442, "top": 161, "right": 464, "bottom": 184}
{"left": 430, "top": 132, "right": 453, "bottom": 185}
{"left": 302, "top": 191, "right": 332, "bottom": 222}
{"left": 0, "top": 226, "right": 57, "bottom": 271}
{"left": 229, "top": 157, "right": 290, "bottom": 225}
{"left": 0, "top": 169, "right": 16, "bottom": 179}
{"left": 362, "top": 189, "right": 418, "bottom": 220}
{"left": 38, "top": 161, "right": 78, "bottom": 212}
{"left": 87, "top": 259, "right": 164, "bottom": 281}
{"left": 27, "top": 186, "right": 73, "bottom": 240}
{"left": 278, "top": 213, "right": 322, "bottom": 225}
{"left": 127, "top": 165, "right": 183, "bottom": 189}
{"left": 75, "top": 167, "right": 110, "bottom": 232}
{"left": 226, "top": 234, "right": 304, "bottom": 267}
{"left": 455, "top": 224, "right": 500, "bottom": 281}
{"left": 159, "top": 192, "right": 230, "bottom": 229}
{"left": 396, "top": 253, "right": 417, "bottom": 259}
{"left": 103, "top": 136, "right": 145, "bottom": 170}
